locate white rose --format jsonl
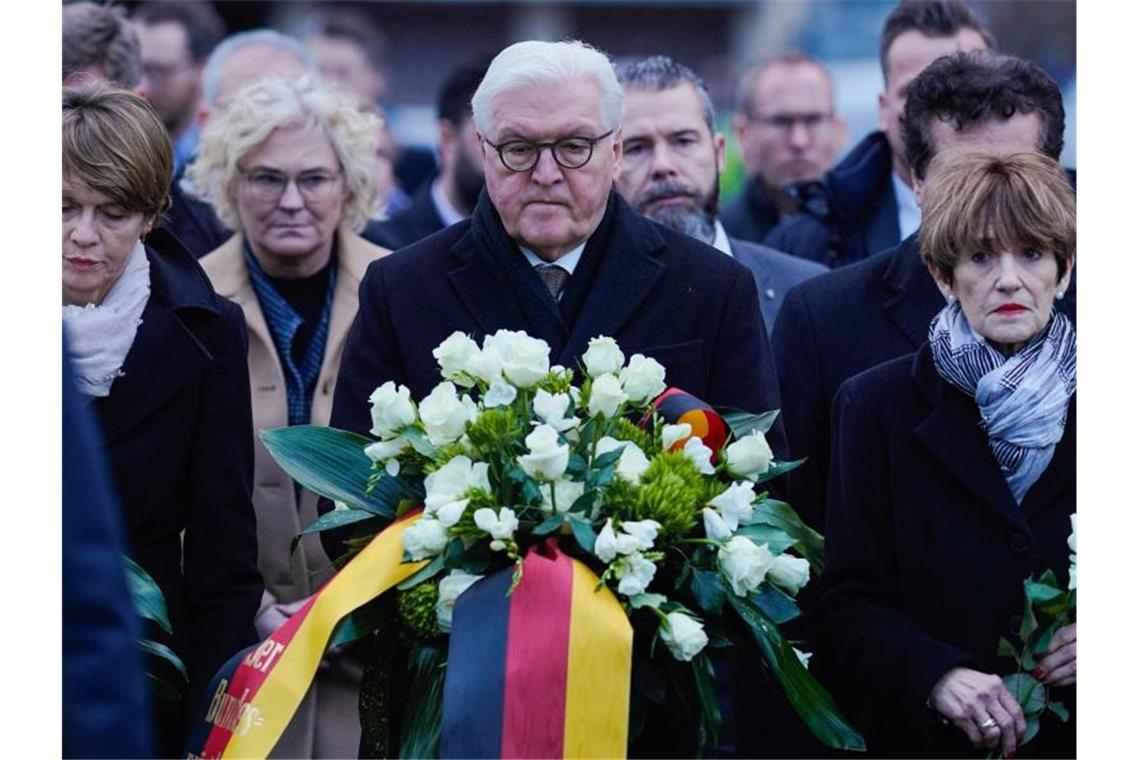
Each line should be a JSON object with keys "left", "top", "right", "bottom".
{"left": 587, "top": 373, "right": 627, "bottom": 418}
{"left": 435, "top": 570, "right": 483, "bottom": 632}
{"left": 718, "top": 536, "right": 776, "bottom": 597}
{"left": 1068, "top": 513, "right": 1076, "bottom": 554}
{"left": 487, "top": 329, "right": 550, "bottom": 388}
{"left": 364, "top": 436, "right": 410, "bottom": 464}
{"left": 702, "top": 508, "right": 734, "bottom": 542}
{"left": 419, "top": 382, "right": 478, "bottom": 446}
{"left": 434, "top": 499, "right": 469, "bottom": 528}
{"left": 583, "top": 336, "right": 625, "bottom": 377}
{"left": 596, "top": 436, "right": 651, "bottom": 483}
{"left": 402, "top": 518, "right": 448, "bottom": 561}
{"left": 707, "top": 481, "right": 757, "bottom": 532}
{"left": 619, "top": 354, "right": 667, "bottom": 403}
{"left": 660, "top": 612, "right": 708, "bottom": 662}
{"left": 682, "top": 436, "right": 716, "bottom": 475}
{"left": 661, "top": 422, "right": 692, "bottom": 452}
{"left": 793, "top": 647, "right": 813, "bottom": 670}
{"left": 517, "top": 424, "right": 570, "bottom": 481}
{"left": 540, "top": 478, "right": 585, "bottom": 514}
{"left": 767, "top": 554, "right": 811, "bottom": 596}
{"left": 432, "top": 332, "right": 481, "bottom": 386}
{"left": 615, "top": 552, "right": 657, "bottom": 596}
{"left": 368, "top": 381, "right": 417, "bottom": 438}
{"left": 424, "top": 456, "right": 490, "bottom": 513}
{"left": 484, "top": 376, "right": 518, "bottom": 408}
{"left": 725, "top": 431, "right": 774, "bottom": 480}
{"left": 594, "top": 518, "right": 641, "bottom": 563}
{"left": 533, "top": 389, "right": 578, "bottom": 432}
{"left": 473, "top": 507, "right": 518, "bottom": 551}
{"left": 620, "top": 520, "right": 661, "bottom": 551}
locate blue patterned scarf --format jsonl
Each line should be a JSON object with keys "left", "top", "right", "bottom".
{"left": 929, "top": 301, "right": 1076, "bottom": 504}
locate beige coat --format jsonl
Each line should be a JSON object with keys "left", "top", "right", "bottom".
{"left": 201, "top": 227, "right": 389, "bottom": 758}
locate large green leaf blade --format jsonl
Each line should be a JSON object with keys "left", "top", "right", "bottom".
{"left": 727, "top": 592, "right": 866, "bottom": 751}
{"left": 260, "top": 426, "right": 397, "bottom": 516}
{"left": 398, "top": 641, "right": 447, "bottom": 759}
{"left": 752, "top": 499, "right": 825, "bottom": 573}
{"left": 138, "top": 639, "right": 188, "bottom": 681}
{"left": 720, "top": 409, "right": 780, "bottom": 437}
{"left": 124, "top": 555, "right": 172, "bottom": 634}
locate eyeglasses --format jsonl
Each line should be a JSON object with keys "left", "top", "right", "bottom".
{"left": 484, "top": 130, "right": 615, "bottom": 172}
{"left": 750, "top": 112, "right": 834, "bottom": 135}
{"left": 240, "top": 168, "right": 343, "bottom": 203}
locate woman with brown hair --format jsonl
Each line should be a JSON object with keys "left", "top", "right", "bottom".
{"left": 62, "top": 84, "right": 262, "bottom": 755}
{"left": 811, "top": 151, "right": 1076, "bottom": 758}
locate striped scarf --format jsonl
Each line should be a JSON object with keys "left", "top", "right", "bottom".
{"left": 929, "top": 301, "right": 1075, "bottom": 504}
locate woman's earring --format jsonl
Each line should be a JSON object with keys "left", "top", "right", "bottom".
{"left": 1055, "top": 291, "right": 1065, "bottom": 301}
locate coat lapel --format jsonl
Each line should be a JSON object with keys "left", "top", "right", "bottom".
{"left": 200, "top": 235, "right": 276, "bottom": 367}
{"left": 324, "top": 227, "right": 388, "bottom": 369}
{"left": 882, "top": 235, "right": 944, "bottom": 350}
{"left": 910, "top": 349, "right": 1027, "bottom": 532}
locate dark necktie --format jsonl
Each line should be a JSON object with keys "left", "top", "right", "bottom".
{"left": 534, "top": 263, "right": 570, "bottom": 300}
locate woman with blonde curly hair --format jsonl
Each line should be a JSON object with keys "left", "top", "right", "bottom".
{"left": 188, "top": 75, "right": 390, "bottom": 757}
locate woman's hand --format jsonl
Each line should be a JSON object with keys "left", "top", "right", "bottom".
{"left": 1035, "top": 623, "right": 1076, "bottom": 687}
{"left": 930, "top": 666, "right": 1026, "bottom": 756}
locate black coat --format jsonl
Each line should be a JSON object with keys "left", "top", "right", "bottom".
{"left": 770, "top": 235, "right": 1076, "bottom": 533}
{"left": 90, "top": 230, "right": 262, "bottom": 752}
{"left": 162, "top": 170, "right": 232, "bottom": 259}
{"left": 331, "top": 190, "right": 787, "bottom": 454}
{"left": 808, "top": 344, "right": 1075, "bottom": 758}
{"left": 763, "top": 131, "right": 900, "bottom": 269}
{"left": 720, "top": 175, "right": 784, "bottom": 245}
{"left": 362, "top": 181, "right": 448, "bottom": 251}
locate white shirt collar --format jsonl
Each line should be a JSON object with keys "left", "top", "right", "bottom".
{"left": 520, "top": 240, "right": 586, "bottom": 275}
{"left": 711, "top": 221, "right": 734, "bottom": 257}
{"left": 892, "top": 171, "right": 922, "bottom": 240}
{"left": 430, "top": 178, "right": 467, "bottom": 227}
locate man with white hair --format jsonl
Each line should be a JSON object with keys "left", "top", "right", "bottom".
{"left": 330, "top": 40, "right": 786, "bottom": 460}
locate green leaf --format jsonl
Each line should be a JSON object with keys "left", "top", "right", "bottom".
{"left": 752, "top": 457, "right": 808, "bottom": 485}
{"left": 1019, "top": 596, "right": 1039, "bottom": 643}
{"left": 396, "top": 554, "right": 444, "bottom": 591}
{"left": 1025, "top": 580, "right": 1063, "bottom": 606}
{"left": 1047, "top": 700, "right": 1071, "bottom": 722}
{"left": 592, "top": 447, "right": 625, "bottom": 471}
{"left": 565, "top": 453, "right": 588, "bottom": 479}
{"left": 444, "top": 537, "right": 465, "bottom": 567}
{"left": 291, "top": 509, "right": 382, "bottom": 553}
{"left": 532, "top": 513, "right": 565, "bottom": 536}
{"left": 751, "top": 583, "right": 801, "bottom": 625}
{"left": 402, "top": 426, "right": 439, "bottom": 459}
{"left": 997, "top": 637, "right": 1020, "bottom": 661}
{"left": 629, "top": 593, "right": 668, "bottom": 610}
{"left": 726, "top": 593, "right": 866, "bottom": 751}
{"left": 260, "top": 426, "right": 399, "bottom": 516}
{"left": 123, "top": 555, "right": 172, "bottom": 634}
{"left": 691, "top": 652, "right": 721, "bottom": 751}
{"left": 733, "top": 524, "right": 799, "bottom": 555}
{"left": 567, "top": 488, "right": 596, "bottom": 515}
{"left": 721, "top": 408, "right": 780, "bottom": 437}
{"left": 1004, "top": 673, "right": 1046, "bottom": 715}
{"left": 752, "top": 499, "right": 825, "bottom": 573}
{"left": 146, "top": 672, "right": 184, "bottom": 700}
{"left": 568, "top": 515, "right": 597, "bottom": 554}
{"left": 1029, "top": 617, "right": 1063, "bottom": 658}
{"left": 398, "top": 641, "right": 447, "bottom": 759}
{"left": 689, "top": 569, "right": 726, "bottom": 617}
{"left": 138, "top": 639, "right": 188, "bottom": 681}
{"left": 1022, "top": 714, "right": 1041, "bottom": 746}
{"left": 329, "top": 597, "right": 386, "bottom": 648}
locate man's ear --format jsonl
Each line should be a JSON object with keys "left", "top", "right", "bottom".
{"left": 714, "top": 131, "right": 726, "bottom": 173}
{"left": 876, "top": 91, "right": 889, "bottom": 133}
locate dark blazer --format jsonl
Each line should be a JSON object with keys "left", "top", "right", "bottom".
{"left": 730, "top": 236, "right": 828, "bottom": 335}
{"left": 90, "top": 229, "right": 263, "bottom": 753}
{"left": 162, "top": 170, "right": 232, "bottom": 259}
{"left": 720, "top": 175, "right": 784, "bottom": 245}
{"left": 331, "top": 191, "right": 787, "bottom": 455}
{"left": 771, "top": 237, "right": 1077, "bottom": 533}
{"left": 763, "top": 131, "right": 900, "bottom": 269}
{"left": 362, "top": 181, "right": 448, "bottom": 251}
{"left": 809, "top": 344, "right": 1075, "bottom": 758}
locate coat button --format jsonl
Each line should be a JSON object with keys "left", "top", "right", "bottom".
{"left": 1009, "top": 614, "right": 1022, "bottom": 635}
{"left": 1010, "top": 533, "right": 1029, "bottom": 552}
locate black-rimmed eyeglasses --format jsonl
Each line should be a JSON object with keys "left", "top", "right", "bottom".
{"left": 484, "top": 130, "right": 615, "bottom": 172}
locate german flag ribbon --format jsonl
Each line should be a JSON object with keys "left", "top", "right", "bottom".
{"left": 187, "top": 512, "right": 426, "bottom": 759}
{"left": 440, "top": 538, "right": 633, "bottom": 758}
{"left": 653, "top": 387, "right": 729, "bottom": 459}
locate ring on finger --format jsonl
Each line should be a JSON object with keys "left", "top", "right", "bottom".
{"left": 979, "top": 717, "right": 999, "bottom": 731}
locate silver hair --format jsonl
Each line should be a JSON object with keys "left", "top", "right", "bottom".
{"left": 616, "top": 55, "right": 717, "bottom": 133}
{"left": 471, "top": 39, "right": 623, "bottom": 136}
{"left": 200, "top": 29, "right": 317, "bottom": 109}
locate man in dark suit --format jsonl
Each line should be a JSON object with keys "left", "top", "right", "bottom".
{"left": 763, "top": 0, "right": 992, "bottom": 268}
{"left": 771, "top": 51, "right": 1076, "bottom": 533}
{"left": 364, "top": 59, "right": 491, "bottom": 250}
{"left": 614, "top": 55, "right": 827, "bottom": 335}
{"left": 332, "top": 38, "right": 786, "bottom": 449}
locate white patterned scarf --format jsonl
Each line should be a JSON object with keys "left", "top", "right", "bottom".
{"left": 62, "top": 241, "right": 151, "bottom": 397}
{"left": 929, "top": 301, "right": 1076, "bottom": 504}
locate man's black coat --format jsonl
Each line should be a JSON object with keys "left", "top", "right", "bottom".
{"left": 362, "top": 181, "right": 448, "bottom": 251}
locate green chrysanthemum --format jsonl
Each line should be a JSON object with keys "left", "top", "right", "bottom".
{"left": 536, "top": 369, "right": 574, "bottom": 395}
{"left": 609, "top": 451, "right": 709, "bottom": 538}
{"left": 465, "top": 407, "right": 524, "bottom": 456}
{"left": 397, "top": 581, "right": 443, "bottom": 640}
{"left": 610, "top": 417, "right": 654, "bottom": 454}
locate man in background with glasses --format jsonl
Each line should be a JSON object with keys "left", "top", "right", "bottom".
{"left": 329, "top": 38, "right": 788, "bottom": 489}
{"left": 723, "top": 53, "right": 846, "bottom": 246}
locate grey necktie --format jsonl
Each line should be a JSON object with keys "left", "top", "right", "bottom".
{"left": 534, "top": 263, "right": 570, "bottom": 300}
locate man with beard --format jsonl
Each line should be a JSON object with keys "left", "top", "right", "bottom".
{"left": 616, "top": 56, "right": 826, "bottom": 333}
{"left": 364, "top": 58, "right": 491, "bottom": 250}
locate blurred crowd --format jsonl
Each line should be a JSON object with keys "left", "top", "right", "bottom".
{"left": 61, "top": 1, "right": 1077, "bottom": 758}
